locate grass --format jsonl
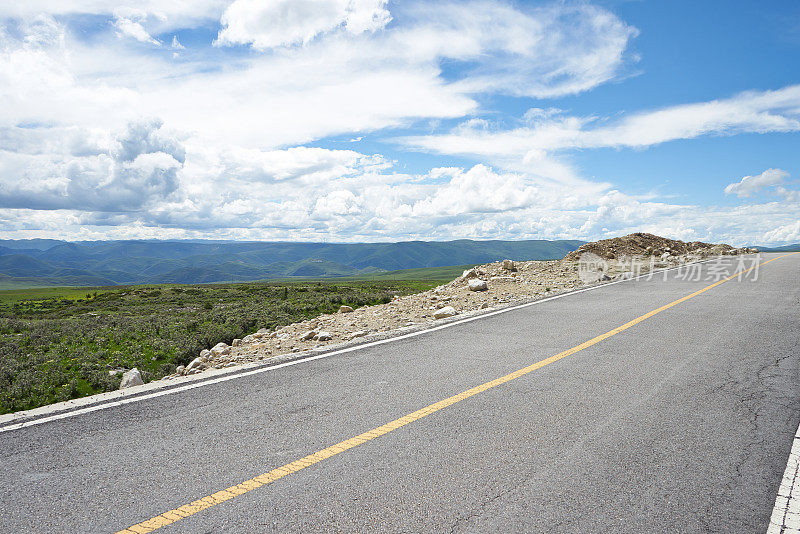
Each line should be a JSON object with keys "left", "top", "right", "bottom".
{"left": 0, "top": 286, "right": 115, "bottom": 304}
{"left": 0, "top": 277, "right": 448, "bottom": 414}
{"left": 264, "top": 264, "right": 477, "bottom": 283}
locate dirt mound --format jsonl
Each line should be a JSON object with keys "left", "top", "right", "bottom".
{"left": 562, "top": 232, "right": 745, "bottom": 261}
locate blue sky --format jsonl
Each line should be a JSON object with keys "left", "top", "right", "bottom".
{"left": 0, "top": 0, "right": 798, "bottom": 245}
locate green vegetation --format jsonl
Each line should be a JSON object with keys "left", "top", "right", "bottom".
{"left": 0, "top": 286, "right": 111, "bottom": 304}
{"left": 0, "top": 278, "right": 443, "bottom": 414}
{"left": 272, "top": 264, "right": 477, "bottom": 283}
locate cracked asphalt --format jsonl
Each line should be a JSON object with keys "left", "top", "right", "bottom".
{"left": 1, "top": 253, "right": 799, "bottom": 533}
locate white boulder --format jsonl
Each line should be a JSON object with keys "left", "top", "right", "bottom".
{"left": 211, "top": 342, "right": 230, "bottom": 356}
{"left": 316, "top": 331, "right": 332, "bottom": 341}
{"left": 460, "top": 268, "right": 479, "bottom": 281}
{"left": 187, "top": 357, "right": 207, "bottom": 372}
{"left": 119, "top": 368, "right": 144, "bottom": 389}
{"left": 468, "top": 279, "right": 488, "bottom": 291}
{"left": 339, "top": 305, "right": 354, "bottom": 313}
{"left": 502, "top": 259, "right": 516, "bottom": 271}
{"left": 433, "top": 306, "right": 458, "bottom": 319}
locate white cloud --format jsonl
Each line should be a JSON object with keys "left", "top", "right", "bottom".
{"left": 171, "top": 35, "right": 185, "bottom": 50}
{"left": 763, "top": 221, "right": 800, "bottom": 244}
{"left": 1, "top": 135, "right": 798, "bottom": 247}
{"left": 724, "top": 168, "right": 790, "bottom": 198}
{"left": 0, "top": 0, "right": 637, "bottom": 148}
{"left": 402, "top": 85, "right": 800, "bottom": 159}
{"left": 215, "top": 146, "right": 389, "bottom": 183}
{"left": 0, "top": 2, "right": 229, "bottom": 33}
{"left": 0, "top": 119, "right": 183, "bottom": 211}
{"left": 398, "top": 2, "right": 637, "bottom": 98}
{"left": 215, "top": 0, "right": 391, "bottom": 49}
{"left": 113, "top": 10, "right": 162, "bottom": 46}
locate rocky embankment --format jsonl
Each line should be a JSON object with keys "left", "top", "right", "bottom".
{"left": 154, "top": 233, "right": 757, "bottom": 384}
{"left": 563, "top": 232, "right": 757, "bottom": 261}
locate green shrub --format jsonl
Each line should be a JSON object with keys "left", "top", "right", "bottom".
{"left": 0, "top": 279, "right": 436, "bottom": 413}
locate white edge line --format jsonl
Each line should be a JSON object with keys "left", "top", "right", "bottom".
{"left": 0, "top": 256, "right": 738, "bottom": 434}
{"left": 766, "top": 422, "right": 800, "bottom": 532}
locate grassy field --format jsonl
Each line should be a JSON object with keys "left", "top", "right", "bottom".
{"left": 267, "top": 264, "right": 476, "bottom": 283}
{"left": 0, "top": 277, "right": 447, "bottom": 414}
{"left": 0, "top": 286, "right": 116, "bottom": 304}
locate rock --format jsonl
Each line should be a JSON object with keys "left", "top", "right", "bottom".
{"left": 257, "top": 328, "right": 269, "bottom": 334}
{"left": 502, "top": 259, "right": 516, "bottom": 271}
{"left": 211, "top": 342, "right": 231, "bottom": 356}
{"left": 316, "top": 331, "right": 332, "bottom": 341}
{"left": 119, "top": 368, "right": 144, "bottom": 389}
{"left": 468, "top": 279, "right": 488, "bottom": 291}
{"left": 232, "top": 338, "right": 241, "bottom": 347}
{"left": 187, "top": 357, "right": 207, "bottom": 371}
{"left": 175, "top": 365, "right": 186, "bottom": 375}
{"left": 433, "top": 306, "right": 458, "bottom": 319}
{"left": 301, "top": 330, "right": 318, "bottom": 341}
{"left": 660, "top": 252, "right": 671, "bottom": 261}
{"left": 339, "top": 305, "right": 354, "bottom": 313}
{"left": 479, "top": 302, "right": 489, "bottom": 309}
{"left": 199, "top": 349, "right": 211, "bottom": 359}
{"left": 460, "top": 268, "right": 479, "bottom": 280}
{"left": 490, "top": 276, "right": 514, "bottom": 282}
{"left": 351, "top": 331, "right": 367, "bottom": 338}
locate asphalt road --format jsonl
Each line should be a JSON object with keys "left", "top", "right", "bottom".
{"left": 2, "top": 253, "right": 799, "bottom": 533}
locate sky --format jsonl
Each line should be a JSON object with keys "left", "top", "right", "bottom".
{"left": 0, "top": 0, "right": 798, "bottom": 246}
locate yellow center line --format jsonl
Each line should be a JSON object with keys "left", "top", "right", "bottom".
{"left": 116, "top": 252, "right": 798, "bottom": 533}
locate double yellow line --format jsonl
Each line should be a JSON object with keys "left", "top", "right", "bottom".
{"left": 117, "top": 252, "right": 797, "bottom": 533}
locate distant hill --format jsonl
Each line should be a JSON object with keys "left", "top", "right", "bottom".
{"left": 754, "top": 243, "right": 800, "bottom": 252}
{"left": 0, "top": 238, "right": 585, "bottom": 287}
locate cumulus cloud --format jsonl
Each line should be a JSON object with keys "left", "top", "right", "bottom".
{"left": 0, "top": 119, "right": 183, "bottom": 211}
{"left": 763, "top": 221, "right": 800, "bottom": 244}
{"left": 215, "top": 0, "right": 391, "bottom": 49}
{"left": 724, "top": 168, "right": 790, "bottom": 198}
{"left": 1, "top": 136, "right": 798, "bottom": 247}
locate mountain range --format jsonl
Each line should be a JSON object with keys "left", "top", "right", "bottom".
{"left": 0, "top": 239, "right": 587, "bottom": 288}
{"left": 756, "top": 244, "right": 800, "bottom": 252}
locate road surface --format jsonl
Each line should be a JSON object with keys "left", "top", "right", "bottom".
{"left": 1, "top": 253, "right": 799, "bottom": 533}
